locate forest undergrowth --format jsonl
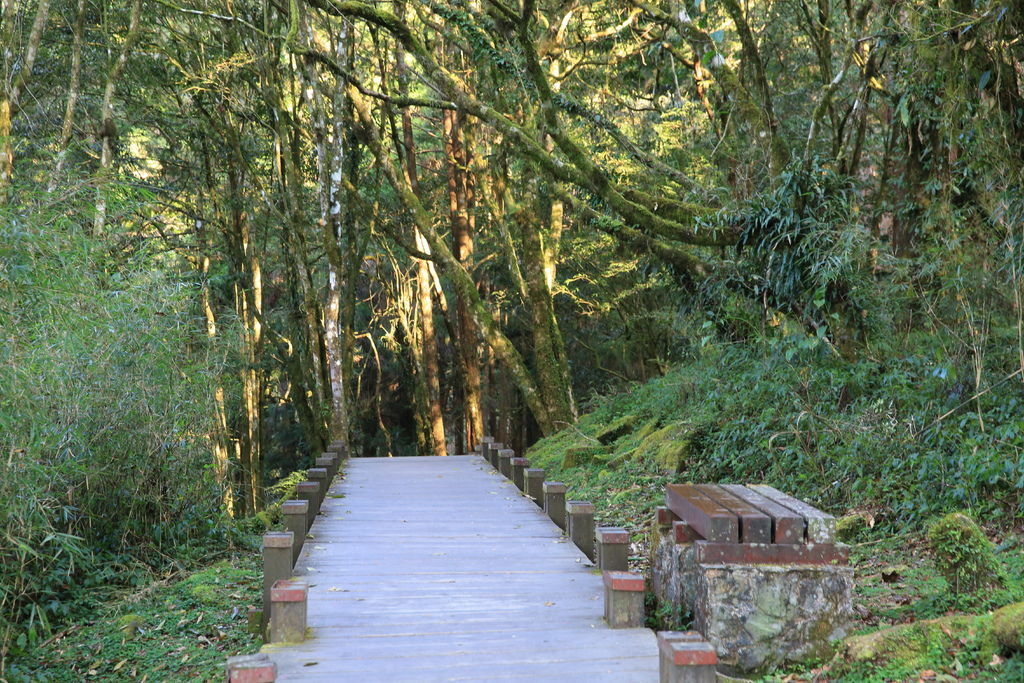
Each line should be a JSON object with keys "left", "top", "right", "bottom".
{"left": 526, "top": 314, "right": 1024, "bottom": 680}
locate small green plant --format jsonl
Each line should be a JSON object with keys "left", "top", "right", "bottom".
{"left": 645, "top": 592, "right": 692, "bottom": 632}
{"left": 926, "top": 512, "right": 1003, "bottom": 596}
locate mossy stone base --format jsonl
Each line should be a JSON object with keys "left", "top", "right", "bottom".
{"left": 649, "top": 522, "right": 853, "bottom": 673}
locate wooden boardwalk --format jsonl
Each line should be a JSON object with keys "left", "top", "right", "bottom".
{"left": 262, "top": 455, "right": 659, "bottom": 681}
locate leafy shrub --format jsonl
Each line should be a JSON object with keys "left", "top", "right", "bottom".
{"left": 0, "top": 194, "right": 233, "bottom": 666}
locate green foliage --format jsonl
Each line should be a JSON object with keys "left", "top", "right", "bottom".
{"left": 725, "top": 160, "right": 870, "bottom": 341}
{"left": 0, "top": 192, "right": 234, "bottom": 664}
{"left": 926, "top": 512, "right": 1004, "bottom": 598}
{"left": 7, "top": 557, "right": 261, "bottom": 681}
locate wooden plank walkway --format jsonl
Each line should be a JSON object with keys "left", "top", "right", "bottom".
{"left": 262, "top": 455, "right": 659, "bottom": 681}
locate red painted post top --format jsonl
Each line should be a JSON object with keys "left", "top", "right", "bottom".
{"left": 510, "top": 457, "right": 529, "bottom": 467}
{"left": 296, "top": 481, "right": 320, "bottom": 493}
{"left": 270, "top": 580, "right": 308, "bottom": 603}
{"left": 656, "top": 506, "right": 681, "bottom": 526}
{"left": 226, "top": 654, "right": 278, "bottom": 683}
{"left": 596, "top": 527, "right": 630, "bottom": 544}
{"left": 659, "top": 638, "right": 718, "bottom": 667}
{"left": 673, "top": 521, "right": 701, "bottom": 544}
{"left": 602, "top": 571, "right": 645, "bottom": 592}
{"left": 263, "top": 531, "right": 293, "bottom": 549}
{"left": 281, "top": 500, "right": 308, "bottom": 514}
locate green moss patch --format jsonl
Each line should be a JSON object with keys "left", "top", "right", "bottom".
{"left": 832, "top": 614, "right": 998, "bottom": 680}
{"left": 993, "top": 602, "right": 1024, "bottom": 652}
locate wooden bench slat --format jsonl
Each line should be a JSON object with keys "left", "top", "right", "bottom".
{"left": 747, "top": 484, "right": 835, "bottom": 543}
{"left": 692, "top": 541, "right": 848, "bottom": 566}
{"left": 702, "top": 485, "right": 772, "bottom": 544}
{"left": 666, "top": 484, "right": 739, "bottom": 543}
{"left": 719, "top": 484, "right": 805, "bottom": 544}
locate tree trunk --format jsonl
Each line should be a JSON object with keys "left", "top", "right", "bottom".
{"left": 396, "top": 31, "right": 446, "bottom": 456}
{"left": 445, "top": 109, "right": 483, "bottom": 452}
{"left": 0, "top": 0, "right": 50, "bottom": 196}
{"left": 49, "top": 0, "right": 86, "bottom": 190}
{"left": 93, "top": 0, "right": 142, "bottom": 235}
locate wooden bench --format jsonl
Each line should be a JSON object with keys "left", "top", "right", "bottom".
{"left": 664, "top": 483, "right": 846, "bottom": 565}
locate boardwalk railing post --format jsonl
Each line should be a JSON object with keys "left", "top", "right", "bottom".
{"left": 525, "top": 468, "right": 545, "bottom": 505}
{"left": 480, "top": 441, "right": 492, "bottom": 467}
{"left": 602, "top": 571, "right": 645, "bottom": 628}
{"left": 282, "top": 500, "right": 308, "bottom": 566}
{"left": 269, "top": 579, "right": 308, "bottom": 643}
{"left": 295, "top": 481, "right": 320, "bottom": 531}
{"left": 596, "top": 527, "right": 630, "bottom": 571}
{"left": 226, "top": 653, "right": 277, "bottom": 682}
{"left": 543, "top": 481, "right": 567, "bottom": 530}
{"left": 566, "top": 500, "right": 596, "bottom": 561}
{"left": 657, "top": 631, "right": 718, "bottom": 683}
{"left": 308, "top": 468, "right": 329, "bottom": 510}
{"left": 262, "top": 531, "right": 293, "bottom": 635}
{"left": 316, "top": 455, "right": 336, "bottom": 484}
{"left": 489, "top": 442, "right": 504, "bottom": 469}
{"left": 510, "top": 457, "right": 529, "bottom": 491}
{"left": 498, "top": 449, "right": 514, "bottom": 478}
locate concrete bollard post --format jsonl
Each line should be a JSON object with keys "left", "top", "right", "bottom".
{"left": 269, "top": 580, "right": 308, "bottom": 643}
{"left": 602, "top": 571, "right": 645, "bottom": 628}
{"left": 489, "top": 442, "right": 504, "bottom": 469}
{"left": 543, "top": 481, "right": 567, "bottom": 530}
{"left": 498, "top": 449, "right": 514, "bottom": 478}
{"left": 307, "top": 468, "right": 329, "bottom": 509}
{"left": 281, "top": 500, "right": 308, "bottom": 566}
{"left": 295, "top": 481, "right": 320, "bottom": 531}
{"left": 525, "top": 468, "right": 545, "bottom": 505}
{"left": 262, "top": 531, "right": 293, "bottom": 634}
{"left": 566, "top": 500, "right": 596, "bottom": 561}
{"left": 226, "top": 653, "right": 277, "bottom": 682}
{"left": 596, "top": 526, "right": 630, "bottom": 571}
{"left": 657, "top": 631, "right": 718, "bottom": 683}
{"left": 510, "top": 457, "right": 529, "bottom": 491}
{"left": 316, "top": 455, "right": 336, "bottom": 483}
{"left": 480, "top": 442, "right": 492, "bottom": 467}
{"left": 328, "top": 441, "right": 349, "bottom": 461}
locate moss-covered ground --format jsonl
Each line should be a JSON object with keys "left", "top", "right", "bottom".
{"left": 7, "top": 552, "right": 262, "bottom": 682}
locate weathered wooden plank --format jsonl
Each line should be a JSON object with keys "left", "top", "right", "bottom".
{"left": 702, "top": 485, "right": 772, "bottom": 544}
{"left": 665, "top": 483, "right": 739, "bottom": 542}
{"left": 719, "top": 484, "right": 805, "bottom": 544}
{"left": 693, "top": 541, "right": 848, "bottom": 565}
{"left": 747, "top": 484, "right": 836, "bottom": 543}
